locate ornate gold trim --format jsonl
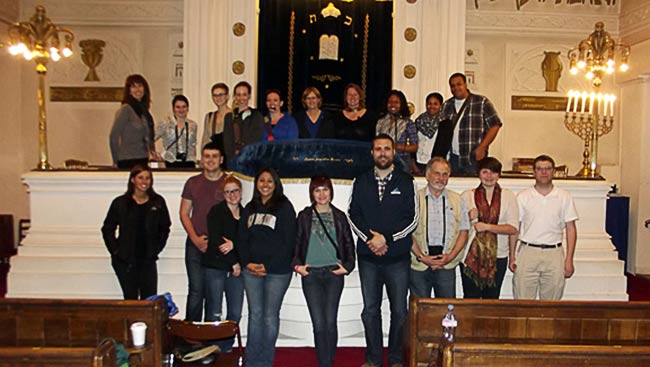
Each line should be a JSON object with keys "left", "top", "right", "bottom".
{"left": 511, "top": 95, "right": 568, "bottom": 111}
{"left": 404, "top": 27, "right": 417, "bottom": 42}
{"left": 232, "top": 60, "right": 245, "bottom": 75}
{"left": 287, "top": 11, "right": 296, "bottom": 113}
{"left": 404, "top": 64, "right": 416, "bottom": 79}
{"left": 232, "top": 22, "right": 246, "bottom": 37}
{"left": 230, "top": 170, "right": 353, "bottom": 185}
{"left": 361, "top": 14, "right": 369, "bottom": 103}
{"left": 50, "top": 87, "right": 123, "bottom": 102}
{"left": 79, "top": 39, "right": 106, "bottom": 82}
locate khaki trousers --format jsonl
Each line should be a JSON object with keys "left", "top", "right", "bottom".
{"left": 512, "top": 244, "right": 565, "bottom": 300}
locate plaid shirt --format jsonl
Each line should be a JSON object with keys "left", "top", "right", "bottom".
{"left": 376, "top": 114, "right": 418, "bottom": 167}
{"left": 440, "top": 93, "right": 502, "bottom": 166}
{"left": 374, "top": 168, "right": 393, "bottom": 201}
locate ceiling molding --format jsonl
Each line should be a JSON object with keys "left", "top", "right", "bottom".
{"left": 467, "top": 9, "right": 619, "bottom": 37}
{"left": 0, "top": 0, "right": 19, "bottom": 24}
{"left": 20, "top": 0, "right": 183, "bottom": 27}
{"left": 620, "top": 2, "right": 650, "bottom": 45}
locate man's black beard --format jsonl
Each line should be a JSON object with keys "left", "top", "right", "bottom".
{"left": 374, "top": 159, "right": 393, "bottom": 170}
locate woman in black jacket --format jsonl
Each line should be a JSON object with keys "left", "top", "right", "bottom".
{"left": 292, "top": 175, "right": 355, "bottom": 367}
{"left": 203, "top": 175, "right": 244, "bottom": 352}
{"left": 101, "top": 165, "right": 171, "bottom": 300}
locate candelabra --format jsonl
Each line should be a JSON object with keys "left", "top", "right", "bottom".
{"left": 6, "top": 6, "right": 74, "bottom": 170}
{"left": 564, "top": 91, "right": 615, "bottom": 178}
{"left": 565, "top": 21, "right": 629, "bottom": 178}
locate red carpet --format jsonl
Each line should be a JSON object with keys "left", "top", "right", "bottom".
{"left": 627, "top": 273, "right": 650, "bottom": 301}
{"left": 273, "top": 347, "right": 371, "bottom": 367}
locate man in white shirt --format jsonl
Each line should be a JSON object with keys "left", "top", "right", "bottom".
{"left": 510, "top": 154, "right": 578, "bottom": 300}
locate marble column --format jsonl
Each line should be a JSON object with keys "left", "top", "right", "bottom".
{"left": 620, "top": 74, "right": 650, "bottom": 273}
{"left": 393, "top": 0, "right": 466, "bottom": 113}
{"left": 183, "top": 0, "right": 259, "bottom": 142}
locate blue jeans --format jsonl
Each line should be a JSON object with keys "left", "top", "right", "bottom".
{"left": 409, "top": 267, "right": 456, "bottom": 298}
{"left": 358, "top": 258, "right": 410, "bottom": 366}
{"left": 301, "top": 268, "right": 344, "bottom": 367}
{"left": 204, "top": 267, "right": 244, "bottom": 351}
{"left": 243, "top": 270, "right": 291, "bottom": 367}
{"left": 185, "top": 238, "right": 205, "bottom": 321}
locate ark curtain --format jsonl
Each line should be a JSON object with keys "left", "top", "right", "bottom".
{"left": 257, "top": 0, "right": 393, "bottom": 115}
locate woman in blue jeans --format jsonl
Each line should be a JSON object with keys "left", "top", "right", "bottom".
{"left": 204, "top": 175, "right": 244, "bottom": 351}
{"left": 293, "top": 176, "right": 356, "bottom": 367}
{"left": 238, "top": 168, "right": 297, "bottom": 367}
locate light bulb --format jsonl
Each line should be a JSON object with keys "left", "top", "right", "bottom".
{"left": 8, "top": 44, "right": 20, "bottom": 55}
{"left": 62, "top": 47, "right": 72, "bottom": 58}
{"left": 620, "top": 63, "right": 629, "bottom": 72}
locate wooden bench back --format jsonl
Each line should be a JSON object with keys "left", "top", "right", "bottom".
{"left": 0, "top": 298, "right": 167, "bottom": 367}
{"left": 407, "top": 298, "right": 650, "bottom": 366}
{"left": 411, "top": 298, "right": 650, "bottom": 343}
{"left": 444, "top": 343, "right": 650, "bottom": 367}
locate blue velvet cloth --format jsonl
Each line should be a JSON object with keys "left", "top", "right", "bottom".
{"left": 229, "top": 139, "right": 406, "bottom": 179}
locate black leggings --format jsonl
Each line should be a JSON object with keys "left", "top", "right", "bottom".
{"left": 460, "top": 257, "right": 508, "bottom": 299}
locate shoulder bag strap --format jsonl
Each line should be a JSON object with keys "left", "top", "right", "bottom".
{"left": 311, "top": 206, "right": 341, "bottom": 258}
{"left": 450, "top": 97, "right": 470, "bottom": 130}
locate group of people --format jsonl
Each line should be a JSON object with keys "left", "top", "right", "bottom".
{"left": 108, "top": 72, "right": 504, "bottom": 176}
{"left": 102, "top": 72, "right": 579, "bottom": 367}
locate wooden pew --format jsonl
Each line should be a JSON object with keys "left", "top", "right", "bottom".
{"left": 440, "top": 343, "right": 650, "bottom": 367}
{"left": 0, "top": 339, "right": 116, "bottom": 367}
{"left": 406, "top": 298, "right": 650, "bottom": 367}
{"left": 0, "top": 298, "right": 168, "bottom": 367}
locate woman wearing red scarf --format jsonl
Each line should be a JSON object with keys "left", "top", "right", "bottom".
{"left": 460, "top": 157, "right": 519, "bottom": 298}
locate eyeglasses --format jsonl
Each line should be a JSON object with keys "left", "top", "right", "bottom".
{"left": 212, "top": 93, "right": 227, "bottom": 97}
{"left": 224, "top": 189, "right": 240, "bottom": 195}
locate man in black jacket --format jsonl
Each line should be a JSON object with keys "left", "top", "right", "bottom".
{"left": 348, "top": 133, "right": 419, "bottom": 367}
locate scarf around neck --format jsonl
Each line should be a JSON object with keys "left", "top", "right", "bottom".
{"left": 463, "top": 183, "right": 501, "bottom": 289}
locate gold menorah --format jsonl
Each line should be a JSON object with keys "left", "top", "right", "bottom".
{"left": 564, "top": 91, "right": 615, "bottom": 178}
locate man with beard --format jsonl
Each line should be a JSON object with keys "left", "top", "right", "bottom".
{"left": 410, "top": 157, "right": 469, "bottom": 298}
{"left": 347, "top": 133, "right": 419, "bottom": 367}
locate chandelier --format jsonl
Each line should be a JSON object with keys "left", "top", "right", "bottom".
{"left": 564, "top": 22, "right": 628, "bottom": 178}
{"left": 6, "top": 6, "right": 74, "bottom": 170}
{"left": 568, "top": 21, "right": 630, "bottom": 88}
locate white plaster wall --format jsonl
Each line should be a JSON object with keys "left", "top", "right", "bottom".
{"left": 44, "top": 27, "right": 181, "bottom": 166}
{"left": 3, "top": 0, "right": 650, "bottom": 271}
{"left": 619, "top": 78, "right": 650, "bottom": 274}
{"left": 0, "top": 3, "right": 30, "bottom": 241}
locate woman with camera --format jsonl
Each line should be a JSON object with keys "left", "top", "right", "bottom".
{"left": 292, "top": 176, "right": 355, "bottom": 367}
{"left": 155, "top": 94, "right": 198, "bottom": 168}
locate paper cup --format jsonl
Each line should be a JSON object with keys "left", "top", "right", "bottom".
{"left": 130, "top": 322, "right": 147, "bottom": 347}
